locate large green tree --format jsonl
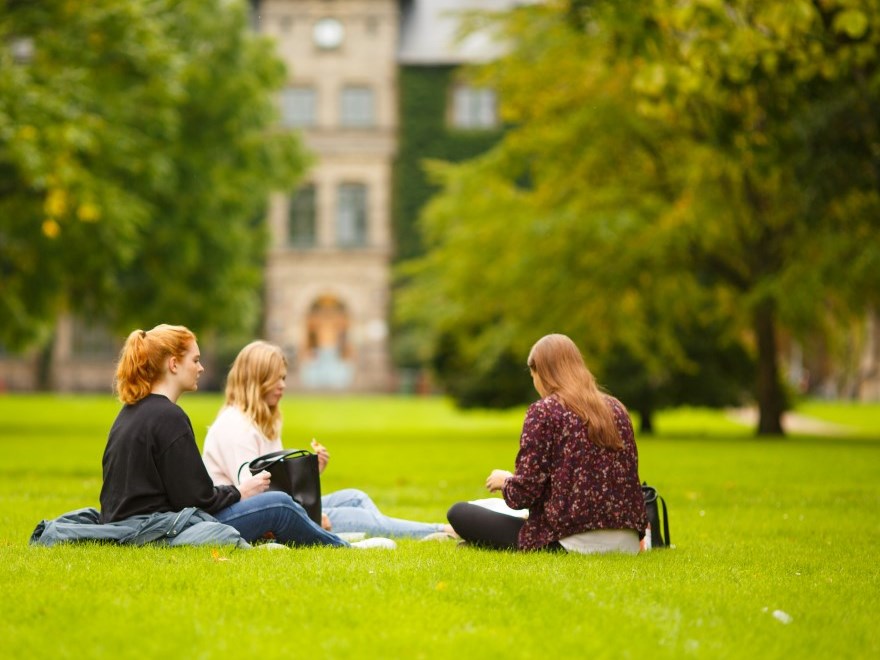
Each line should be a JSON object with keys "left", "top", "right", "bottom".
{"left": 0, "top": 0, "right": 306, "bottom": 351}
{"left": 397, "top": 0, "right": 880, "bottom": 434}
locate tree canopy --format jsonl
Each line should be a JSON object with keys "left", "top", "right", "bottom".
{"left": 397, "top": 0, "right": 880, "bottom": 434}
{"left": 0, "top": 0, "right": 307, "bottom": 349}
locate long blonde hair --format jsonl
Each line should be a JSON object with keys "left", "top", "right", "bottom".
{"left": 224, "top": 340, "right": 287, "bottom": 440}
{"left": 527, "top": 334, "right": 622, "bottom": 450}
{"left": 115, "top": 324, "right": 196, "bottom": 405}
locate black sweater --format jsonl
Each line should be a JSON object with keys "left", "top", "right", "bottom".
{"left": 99, "top": 394, "right": 240, "bottom": 523}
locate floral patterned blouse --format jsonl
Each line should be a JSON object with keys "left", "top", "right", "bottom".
{"left": 502, "top": 395, "right": 648, "bottom": 550}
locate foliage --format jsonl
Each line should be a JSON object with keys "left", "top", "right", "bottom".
{"left": 430, "top": 329, "right": 535, "bottom": 408}
{"left": 394, "top": 66, "right": 504, "bottom": 264}
{"left": 1, "top": 394, "right": 878, "bottom": 658}
{"left": 601, "top": 313, "right": 756, "bottom": 434}
{"left": 392, "top": 65, "right": 505, "bottom": 371}
{"left": 0, "top": 0, "right": 307, "bottom": 349}
{"left": 396, "top": 0, "right": 880, "bottom": 434}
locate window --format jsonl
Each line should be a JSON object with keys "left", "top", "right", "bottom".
{"left": 289, "top": 184, "right": 317, "bottom": 247}
{"left": 248, "top": 0, "right": 263, "bottom": 32}
{"left": 336, "top": 183, "right": 367, "bottom": 247}
{"left": 451, "top": 85, "right": 498, "bottom": 129}
{"left": 281, "top": 86, "right": 316, "bottom": 128}
{"left": 340, "top": 86, "right": 375, "bottom": 127}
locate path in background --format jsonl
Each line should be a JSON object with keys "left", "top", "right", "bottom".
{"left": 727, "top": 408, "right": 854, "bottom": 435}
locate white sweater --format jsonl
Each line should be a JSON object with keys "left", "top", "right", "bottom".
{"left": 202, "top": 406, "right": 282, "bottom": 485}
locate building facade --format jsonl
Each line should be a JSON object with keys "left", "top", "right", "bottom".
{"left": 257, "top": 0, "right": 400, "bottom": 391}
{"left": 256, "top": 0, "right": 510, "bottom": 392}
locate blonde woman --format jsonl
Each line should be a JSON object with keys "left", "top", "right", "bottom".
{"left": 102, "top": 325, "right": 391, "bottom": 549}
{"left": 447, "top": 334, "right": 648, "bottom": 553}
{"left": 203, "top": 340, "right": 454, "bottom": 539}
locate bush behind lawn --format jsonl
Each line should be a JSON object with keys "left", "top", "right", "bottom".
{"left": 0, "top": 395, "right": 878, "bottom": 658}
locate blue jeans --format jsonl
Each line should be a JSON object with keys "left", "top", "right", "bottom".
{"left": 215, "top": 491, "right": 347, "bottom": 547}
{"left": 323, "top": 488, "right": 445, "bottom": 539}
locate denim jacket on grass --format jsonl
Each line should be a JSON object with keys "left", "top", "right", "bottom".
{"left": 30, "top": 506, "right": 250, "bottom": 548}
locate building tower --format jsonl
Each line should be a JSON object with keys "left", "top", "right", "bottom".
{"left": 257, "top": 0, "right": 398, "bottom": 391}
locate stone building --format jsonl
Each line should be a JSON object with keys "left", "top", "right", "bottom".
{"left": 257, "top": 0, "right": 401, "bottom": 391}
{"left": 256, "top": 0, "right": 511, "bottom": 391}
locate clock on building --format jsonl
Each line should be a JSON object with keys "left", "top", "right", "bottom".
{"left": 313, "top": 17, "right": 344, "bottom": 49}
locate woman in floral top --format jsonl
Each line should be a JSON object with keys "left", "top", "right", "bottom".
{"left": 447, "top": 334, "right": 648, "bottom": 553}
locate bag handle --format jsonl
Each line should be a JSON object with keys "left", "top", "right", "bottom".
{"left": 237, "top": 449, "right": 312, "bottom": 483}
{"left": 658, "top": 494, "right": 670, "bottom": 546}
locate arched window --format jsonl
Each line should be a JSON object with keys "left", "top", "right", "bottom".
{"left": 301, "top": 295, "right": 354, "bottom": 388}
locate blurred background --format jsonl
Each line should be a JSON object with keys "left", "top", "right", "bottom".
{"left": 1, "top": 0, "right": 878, "bottom": 435}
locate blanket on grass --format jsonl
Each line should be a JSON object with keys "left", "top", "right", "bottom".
{"left": 30, "top": 506, "right": 250, "bottom": 549}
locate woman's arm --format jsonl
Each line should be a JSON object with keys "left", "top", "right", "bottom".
{"left": 159, "top": 430, "right": 242, "bottom": 514}
{"left": 310, "top": 439, "right": 330, "bottom": 474}
{"left": 502, "top": 401, "right": 554, "bottom": 510}
{"left": 486, "top": 469, "right": 513, "bottom": 492}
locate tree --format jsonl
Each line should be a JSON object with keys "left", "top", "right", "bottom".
{"left": 0, "top": 0, "right": 307, "bottom": 353}
{"left": 621, "top": 0, "right": 880, "bottom": 431}
{"left": 601, "top": 316, "right": 755, "bottom": 435}
{"left": 396, "top": 0, "right": 880, "bottom": 434}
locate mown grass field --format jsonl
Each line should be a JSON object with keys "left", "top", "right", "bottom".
{"left": 1, "top": 394, "right": 878, "bottom": 658}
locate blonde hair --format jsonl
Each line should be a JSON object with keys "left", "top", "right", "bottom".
{"left": 527, "top": 334, "right": 623, "bottom": 450}
{"left": 115, "top": 324, "right": 197, "bottom": 405}
{"left": 224, "top": 340, "right": 287, "bottom": 440}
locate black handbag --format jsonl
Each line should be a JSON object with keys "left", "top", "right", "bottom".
{"left": 239, "top": 449, "right": 322, "bottom": 525}
{"left": 641, "top": 482, "right": 671, "bottom": 548}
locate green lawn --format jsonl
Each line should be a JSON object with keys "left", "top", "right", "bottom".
{"left": 1, "top": 394, "right": 878, "bottom": 658}
{"left": 795, "top": 399, "right": 880, "bottom": 437}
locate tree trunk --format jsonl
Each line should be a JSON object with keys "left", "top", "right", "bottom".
{"left": 638, "top": 405, "right": 655, "bottom": 435}
{"left": 753, "top": 300, "right": 785, "bottom": 435}
{"left": 35, "top": 335, "right": 54, "bottom": 391}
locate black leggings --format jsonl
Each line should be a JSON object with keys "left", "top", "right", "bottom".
{"left": 447, "top": 501, "right": 526, "bottom": 550}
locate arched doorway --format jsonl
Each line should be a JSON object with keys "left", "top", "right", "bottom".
{"left": 300, "top": 295, "right": 354, "bottom": 389}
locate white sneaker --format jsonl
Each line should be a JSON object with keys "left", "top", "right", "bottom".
{"left": 351, "top": 537, "right": 397, "bottom": 550}
{"left": 255, "top": 542, "right": 289, "bottom": 551}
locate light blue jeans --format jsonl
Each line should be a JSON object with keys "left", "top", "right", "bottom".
{"left": 215, "top": 491, "right": 347, "bottom": 547}
{"left": 323, "top": 488, "right": 445, "bottom": 539}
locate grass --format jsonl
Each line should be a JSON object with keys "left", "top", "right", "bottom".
{"left": 1, "top": 394, "right": 878, "bottom": 658}
{"left": 794, "top": 399, "right": 880, "bottom": 437}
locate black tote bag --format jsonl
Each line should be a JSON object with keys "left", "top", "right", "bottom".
{"left": 641, "top": 482, "right": 671, "bottom": 548}
{"left": 240, "top": 449, "right": 322, "bottom": 525}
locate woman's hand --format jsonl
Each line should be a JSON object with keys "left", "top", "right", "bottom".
{"left": 311, "top": 439, "right": 330, "bottom": 474}
{"left": 486, "top": 469, "right": 513, "bottom": 493}
{"left": 321, "top": 513, "right": 332, "bottom": 531}
{"left": 238, "top": 470, "right": 271, "bottom": 500}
